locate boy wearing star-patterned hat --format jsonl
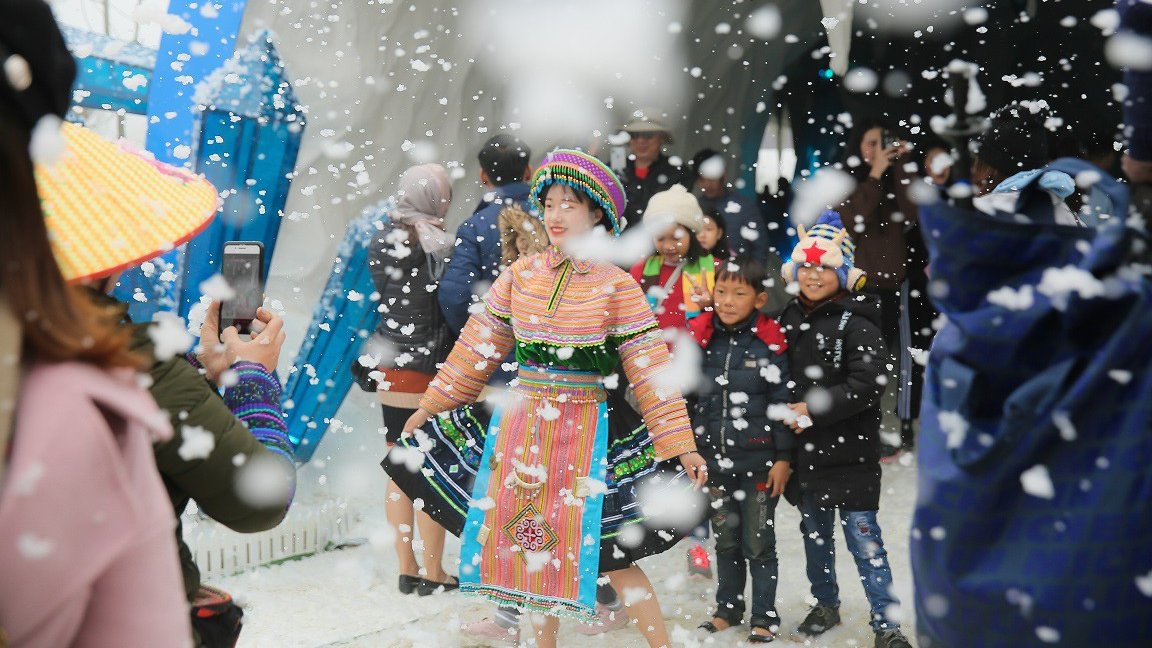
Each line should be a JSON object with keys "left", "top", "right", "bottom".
{"left": 780, "top": 210, "right": 867, "bottom": 294}
{"left": 774, "top": 211, "right": 912, "bottom": 648}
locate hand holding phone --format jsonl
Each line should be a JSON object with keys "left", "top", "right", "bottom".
{"left": 197, "top": 303, "right": 286, "bottom": 382}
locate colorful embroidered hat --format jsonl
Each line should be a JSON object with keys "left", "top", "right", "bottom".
{"left": 529, "top": 149, "right": 627, "bottom": 236}
{"left": 780, "top": 210, "right": 867, "bottom": 292}
{"left": 34, "top": 121, "right": 220, "bottom": 282}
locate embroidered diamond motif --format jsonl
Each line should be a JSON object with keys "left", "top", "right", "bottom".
{"left": 503, "top": 503, "right": 558, "bottom": 553}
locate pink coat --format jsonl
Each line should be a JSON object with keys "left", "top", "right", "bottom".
{"left": 0, "top": 362, "right": 190, "bottom": 647}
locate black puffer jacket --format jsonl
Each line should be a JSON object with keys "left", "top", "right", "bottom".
{"left": 620, "top": 154, "right": 685, "bottom": 230}
{"left": 776, "top": 293, "right": 887, "bottom": 511}
{"left": 689, "top": 312, "right": 795, "bottom": 476}
{"left": 368, "top": 221, "right": 455, "bottom": 375}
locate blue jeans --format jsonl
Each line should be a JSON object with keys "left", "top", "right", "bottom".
{"left": 711, "top": 472, "right": 780, "bottom": 624}
{"left": 798, "top": 498, "right": 900, "bottom": 631}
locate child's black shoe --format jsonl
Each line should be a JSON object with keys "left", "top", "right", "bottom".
{"left": 795, "top": 604, "right": 840, "bottom": 637}
{"left": 874, "top": 628, "right": 912, "bottom": 648}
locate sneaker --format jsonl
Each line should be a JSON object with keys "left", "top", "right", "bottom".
{"left": 795, "top": 604, "right": 840, "bottom": 638}
{"left": 687, "top": 542, "right": 713, "bottom": 579}
{"left": 574, "top": 603, "right": 629, "bottom": 635}
{"left": 460, "top": 618, "right": 519, "bottom": 644}
{"left": 874, "top": 628, "right": 912, "bottom": 648}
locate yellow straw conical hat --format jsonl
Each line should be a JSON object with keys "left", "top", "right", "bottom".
{"left": 34, "top": 121, "right": 220, "bottom": 283}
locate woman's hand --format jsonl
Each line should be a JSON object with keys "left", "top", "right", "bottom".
{"left": 196, "top": 301, "right": 236, "bottom": 382}
{"left": 222, "top": 307, "right": 286, "bottom": 374}
{"left": 765, "top": 460, "right": 791, "bottom": 498}
{"left": 402, "top": 408, "right": 432, "bottom": 437}
{"left": 868, "top": 143, "right": 904, "bottom": 179}
{"left": 197, "top": 303, "right": 286, "bottom": 382}
{"left": 679, "top": 451, "right": 709, "bottom": 488}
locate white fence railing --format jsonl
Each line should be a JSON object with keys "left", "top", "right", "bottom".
{"left": 184, "top": 499, "right": 360, "bottom": 579}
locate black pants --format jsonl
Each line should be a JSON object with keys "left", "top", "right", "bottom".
{"left": 864, "top": 287, "right": 901, "bottom": 360}
{"left": 864, "top": 287, "right": 906, "bottom": 445}
{"left": 381, "top": 404, "right": 416, "bottom": 445}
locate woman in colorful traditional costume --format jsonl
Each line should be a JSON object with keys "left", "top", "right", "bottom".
{"left": 383, "top": 150, "right": 708, "bottom": 648}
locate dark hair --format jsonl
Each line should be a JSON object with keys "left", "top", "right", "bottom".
{"left": 918, "top": 134, "right": 951, "bottom": 158}
{"left": 841, "top": 116, "right": 888, "bottom": 179}
{"left": 685, "top": 232, "right": 708, "bottom": 264}
{"left": 917, "top": 134, "right": 953, "bottom": 180}
{"left": 715, "top": 254, "right": 768, "bottom": 294}
{"left": 687, "top": 147, "right": 724, "bottom": 187}
{"left": 0, "top": 106, "right": 140, "bottom": 368}
{"left": 975, "top": 102, "right": 1052, "bottom": 177}
{"left": 700, "top": 206, "right": 730, "bottom": 258}
{"left": 478, "top": 134, "right": 531, "bottom": 186}
{"left": 540, "top": 182, "right": 612, "bottom": 233}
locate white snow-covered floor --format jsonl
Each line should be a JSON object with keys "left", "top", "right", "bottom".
{"left": 219, "top": 455, "right": 919, "bottom": 648}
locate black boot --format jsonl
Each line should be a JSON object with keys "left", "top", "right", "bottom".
{"left": 795, "top": 604, "right": 840, "bottom": 638}
{"left": 875, "top": 628, "right": 912, "bottom": 648}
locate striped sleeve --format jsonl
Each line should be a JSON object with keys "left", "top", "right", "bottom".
{"left": 419, "top": 266, "right": 517, "bottom": 413}
{"left": 610, "top": 275, "right": 697, "bottom": 461}
{"left": 606, "top": 271, "right": 659, "bottom": 340}
{"left": 221, "top": 361, "right": 294, "bottom": 463}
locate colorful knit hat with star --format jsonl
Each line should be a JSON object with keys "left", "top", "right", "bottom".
{"left": 529, "top": 149, "right": 627, "bottom": 236}
{"left": 780, "top": 210, "right": 867, "bottom": 292}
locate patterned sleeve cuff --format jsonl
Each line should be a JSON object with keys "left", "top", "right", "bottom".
{"left": 185, "top": 352, "right": 204, "bottom": 371}
{"left": 650, "top": 434, "right": 697, "bottom": 463}
{"left": 418, "top": 389, "right": 455, "bottom": 416}
{"left": 222, "top": 361, "right": 293, "bottom": 462}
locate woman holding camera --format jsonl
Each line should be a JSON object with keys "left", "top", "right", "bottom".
{"left": 838, "top": 118, "right": 919, "bottom": 454}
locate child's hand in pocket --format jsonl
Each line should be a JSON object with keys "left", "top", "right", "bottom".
{"left": 766, "top": 460, "right": 791, "bottom": 498}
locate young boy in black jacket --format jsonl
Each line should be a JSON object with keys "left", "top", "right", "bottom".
{"left": 689, "top": 256, "right": 794, "bottom": 644}
{"left": 776, "top": 211, "right": 912, "bottom": 648}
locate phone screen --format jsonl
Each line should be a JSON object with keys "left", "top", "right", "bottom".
{"left": 220, "top": 243, "right": 264, "bottom": 334}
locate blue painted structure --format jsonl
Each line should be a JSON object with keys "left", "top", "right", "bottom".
{"left": 146, "top": 0, "right": 249, "bottom": 166}
{"left": 179, "top": 31, "right": 306, "bottom": 314}
{"left": 61, "top": 26, "right": 155, "bottom": 114}
{"left": 285, "top": 200, "right": 391, "bottom": 462}
{"left": 104, "top": 0, "right": 251, "bottom": 322}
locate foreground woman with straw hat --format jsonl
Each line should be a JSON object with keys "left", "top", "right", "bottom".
{"left": 0, "top": 0, "right": 219, "bottom": 643}
{"left": 384, "top": 149, "right": 709, "bottom": 648}
{"left": 2, "top": 3, "right": 297, "bottom": 641}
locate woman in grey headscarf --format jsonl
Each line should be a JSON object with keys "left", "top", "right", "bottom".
{"left": 368, "top": 163, "right": 459, "bottom": 595}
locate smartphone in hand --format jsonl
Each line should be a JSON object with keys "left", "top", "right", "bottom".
{"left": 219, "top": 241, "right": 265, "bottom": 335}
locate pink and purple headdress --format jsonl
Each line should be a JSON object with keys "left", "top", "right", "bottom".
{"left": 529, "top": 149, "right": 627, "bottom": 236}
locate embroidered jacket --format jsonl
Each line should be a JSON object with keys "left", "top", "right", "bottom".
{"left": 420, "top": 247, "right": 696, "bottom": 461}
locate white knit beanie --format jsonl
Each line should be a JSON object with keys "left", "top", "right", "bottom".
{"left": 644, "top": 184, "right": 704, "bottom": 233}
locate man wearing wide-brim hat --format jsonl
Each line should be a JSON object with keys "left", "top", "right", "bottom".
{"left": 618, "top": 107, "right": 685, "bottom": 231}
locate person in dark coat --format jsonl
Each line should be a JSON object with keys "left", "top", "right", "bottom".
{"left": 618, "top": 107, "right": 685, "bottom": 230}
{"left": 437, "top": 133, "right": 532, "bottom": 386}
{"left": 368, "top": 163, "right": 458, "bottom": 596}
{"left": 838, "top": 117, "right": 918, "bottom": 456}
{"left": 689, "top": 256, "right": 794, "bottom": 644}
{"left": 689, "top": 148, "right": 770, "bottom": 261}
{"left": 776, "top": 211, "right": 911, "bottom": 648}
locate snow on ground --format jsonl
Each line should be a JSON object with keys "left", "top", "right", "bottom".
{"left": 221, "top": 455, "right": 919, "bottom": 648}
